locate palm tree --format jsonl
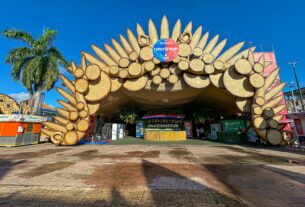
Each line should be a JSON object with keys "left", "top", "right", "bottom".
{"left": 3, "top": 28, "right": 69, "bottom": 114}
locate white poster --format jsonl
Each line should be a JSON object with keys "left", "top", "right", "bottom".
{"left": 210, "top": 123, "right": 221, "bottom": 140}
{"left": 118, "top": 124, "right": 125, "bottom": 139}
{"left": 111, "top": 123, "right": 118, "bottom": 140}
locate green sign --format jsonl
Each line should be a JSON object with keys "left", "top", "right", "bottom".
{"left": 220, "top": 120, "right": 245, "bottom": 132}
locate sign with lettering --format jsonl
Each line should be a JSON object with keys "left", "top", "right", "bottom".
{"left": 220, "top": 120, "right": 245, "bottom": 132}
{"left": 144, "top": 118, "right": 183, "bottom": 130}
{"left": 0, "top": 114, "right": 47, "bottom": 122}
{"left": 153, "top": 38, "right": 179, "bottom": 62}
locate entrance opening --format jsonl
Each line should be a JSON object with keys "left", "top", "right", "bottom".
{"left": 90, "top": 85, "right": 246, "bottom": 143}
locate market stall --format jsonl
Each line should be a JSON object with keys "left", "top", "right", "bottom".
{"left": 139, "top": 114, "right": 187, "bottom": 141}
{"left": 0, "top": 114, "right": 47, "bottom": 146}
{"left": 286, "top": 112, "right": 305, "bottom": 146}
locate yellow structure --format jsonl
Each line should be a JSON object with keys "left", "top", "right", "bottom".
{"left": 43, "top": 16, "right": 286, "bottom": 146}
{"left": 0, "top": 93, "right": 20, "bottom": 114}
{"left": 0, "top": 94, "right": 35, "bottom": 115}
{"left": 145, "top": 131, "right": 186, "bottom": 141}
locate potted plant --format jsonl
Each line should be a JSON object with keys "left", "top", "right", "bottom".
{"left": 118, "top": 108, "right": 138, "bottom": 136}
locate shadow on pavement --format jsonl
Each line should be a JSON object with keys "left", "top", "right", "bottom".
{"left": 0, "top": 159, "right": 247, "bottom": 206}
{"left": 262, "top": 164, "right": 305, "bottom": 185}
{"left": 210, "top": 145, "right": 305, "bottom": 165}
{"left": 0, "top": 158, "right": 26, "bottom": 181}
{"left": 205, "top": 163, "right": 305, "bottom": 207}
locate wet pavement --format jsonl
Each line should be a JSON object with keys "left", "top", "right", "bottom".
{"left": 0, "top": 143, "right": 305, "bottom": 206}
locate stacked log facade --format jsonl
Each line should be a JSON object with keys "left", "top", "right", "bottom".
{"left": 44, "top": 16, "right": 286, "bottom": 146}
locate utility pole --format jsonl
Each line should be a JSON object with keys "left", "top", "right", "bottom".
{"left": 287, "top": 60, "right": 305, "bottom": 112}
{"left": 288, "top": 82, "right": 298, "bottom": 112}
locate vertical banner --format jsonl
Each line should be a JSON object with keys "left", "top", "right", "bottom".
{"left": 136, "top": 121, "right": 144, "bottom": 138}
{"left": 111, "top": 123, "right": 118, "bottom": 140}
{"left": 118, "top": 124, "right": 125, "bottom": 139}
{"left": 184, "top": 122, "right": 193, "bottom": 137}
{"left": 210, "top": 123, "right": 221, "bottom": 140}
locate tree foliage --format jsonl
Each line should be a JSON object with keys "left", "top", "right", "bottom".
{"left": 3, "top": 28, "right": 69, "bottom": 97}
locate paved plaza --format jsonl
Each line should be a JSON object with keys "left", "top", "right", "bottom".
{"left": 1, "top": 143, "right": 305, "bottom": 206}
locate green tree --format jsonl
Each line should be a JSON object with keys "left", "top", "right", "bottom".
{"left": 3, "top": 28, "right": 69, "bottom": 114}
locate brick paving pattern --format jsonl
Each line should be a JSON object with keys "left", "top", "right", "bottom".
{"left": 1, "top": 144, "right": 305, "bottom": 206}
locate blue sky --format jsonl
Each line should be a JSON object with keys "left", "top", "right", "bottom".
{"left": 0, "top": 0, "right": 305, "bottom": 108}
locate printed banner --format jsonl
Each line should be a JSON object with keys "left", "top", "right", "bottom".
{"left": 0, "top": 114, "right": 47, "bottom": 123}
{"left": 153, "top": 38, "right": 179, "bottom": 62}
{"left": 144, "top": 118, "right": 184, "bottom": 130}
{"left": 136, "top": 121, "right": 144, "bottom": 137}
{"left": 184, "top": 122, "right": 193, "bottom": 137}
{"left": 210, "top": 123, "right": 221, "bottom": 140}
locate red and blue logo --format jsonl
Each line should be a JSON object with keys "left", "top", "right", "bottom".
{"left": 153, "top": 38, "right": 179, "bottom": 62}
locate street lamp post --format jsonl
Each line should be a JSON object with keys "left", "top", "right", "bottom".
{"left": 287, "top": 60, "right": 305, "bottom": 112}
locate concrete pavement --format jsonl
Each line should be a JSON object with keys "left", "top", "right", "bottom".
{"left": 1, "top": 143, "right": 305, "bottom": 206}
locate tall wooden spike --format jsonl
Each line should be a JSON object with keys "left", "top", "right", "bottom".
{"left": 264, "top": 68, "right": 279, "bottom": 90}
{"left": 120, "top": 34, "right": 133, "bottom": 54}
{"left": 104, "top": 44, "right": 121, "bottom": 63}
{"left": 217, "top": 42, "right": 244, "bottom": 62}
{"left": 265, "top": 83, "right": 286, "bottom": 101}
{"left": 211, "top": 39, "right": 227, "bottom": 58}
{"left": 197, "top": 32, "right": 209, "bottom": 49}
{"left": 148, "top": 19, "right": 158, "bottom": 44}
{"left": 258, "top": 55, "right": 265, "bottom": 67}
{"left": 57, "top": 100, "right": 77, "bottom": 111}
{"left": 265, "top": 61, "right": 273, "bottom": 68}
{"left": 81, "top": 55, "right": 86, "bottom": 70}
{"left": 203, "top": 34, "right": 219, "bottom": 53}
{"left": 183, "top": 21, "right": 192, "bottom": 33}
{"left": 273, "top": 115, "right": 283, "bottom": 121}
{"left": 92, "top": 45, "right": 116, "bottom": 66}
{"left": 160, "top": 15, "right": 169, "bottom": 38}
{"left": 171, "top": 19, "right": 181, "bottom": 41}
{"left": 56, "top": 88, "right": 76, "bottom": 105}
{"left": 55, "top": 108, "right": 70, "bottom": 119}
{"left": 112, "top": 38, "right": 128, "bottom": 58}
{"left": 71, "top": 61, "right": 77, "bottom": 72}
{"left": 190, "top": 26, "right": 202, "bottom": 50}
{"left": 59, "top": 75, "right": 75, "bottom": 94}
{"left": 53, "top": 116, "right": 70, "bottom": 125}
{"left": 227, "top": 47, "right": 255, "bottom": 65}
{"left": 127, "top": 28, "right": 140, "bottom": 54}
{"left": 44, "top": 121, "right": 67, "bottom": 133}
{"left": 263, "top": 96, "right": 283, "bottom": 109}
{"left": 273, "top": 104, "right": 286, "bottom": 114}
{"left": 136, "top": 23, "right": 145, "bottom": 36}
{"left": 82, "top": 52, "right": 108, "bottom": 72}
{"left": 248, "top": 49, "right": 254, "bottom": 65}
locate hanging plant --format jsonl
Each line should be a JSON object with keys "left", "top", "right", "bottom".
{"left": 118, "top": 108, "right": 138, "bottom": 123}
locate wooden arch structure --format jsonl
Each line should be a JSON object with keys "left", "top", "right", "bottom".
{"left": 0, "top": 93, "right": 20, "bottom": 114}
{"left": 42, "top": 16, "right": 286, "bottom": 146}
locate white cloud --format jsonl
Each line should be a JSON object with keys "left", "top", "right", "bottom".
{"left": 9, "top": 92, "right": 29, "bottom": 103}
